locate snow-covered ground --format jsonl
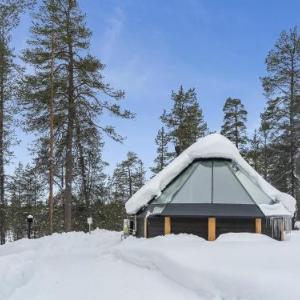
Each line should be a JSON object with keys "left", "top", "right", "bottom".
{"left": 1, "top": 230, "right": 300, "bottom": 300}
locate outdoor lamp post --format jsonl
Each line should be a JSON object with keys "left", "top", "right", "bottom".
{"left": 27, "top": 215, "right": 33, "bottom": 239}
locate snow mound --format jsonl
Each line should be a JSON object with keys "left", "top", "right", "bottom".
{"left": 1, "top": 230, "right": 300, "bottom": 300}
{"left": 126, "top": 133, "right": 296, "bottom": 216}
{"left": 216, "top": 232, "right": 275, "bottom": 242}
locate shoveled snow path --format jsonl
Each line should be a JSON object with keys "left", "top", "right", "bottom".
{"left": 1, "top": 230, "right": 300, "bottom": 300}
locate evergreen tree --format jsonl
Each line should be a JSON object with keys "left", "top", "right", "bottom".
{"left": 221, "top": 97, "right": 248, "bottom": 150}
{"left": 21, "top": 0, "right": 134, "bottom": 232}
{"left": 73, "top": 125, "right": 108, "bottom": 219}
{"left": 259, "top": 119, "right": 272, "bottom": 180}
{"left": 246, "top": 130, "right": 262, "bottom": 172}
{"left": 7, "top": 163, "right": 26, "bottom": 240}
{"left": 0, "top": 0, "right": 31, "bottom": 244}
{"left": 151, "top": 127, "right": 172, "bottom": 175}
{"left": 261, "top": 27, "right": 300, "bottom": 201}
{"left": 7, "top": 163, "right": 46, "bottom": 240}
{"left": 93, "top": 200, "right": 126, "bottom": 231}
{"left": 112, "top": 152, "right": 145, "bottom": 202}
{"left": 161, "top": 86, "right": 208, "bottom": 156}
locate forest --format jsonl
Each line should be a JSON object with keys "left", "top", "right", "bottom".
{"left": 0, "top": 0, "right": 299, "bottom": 244}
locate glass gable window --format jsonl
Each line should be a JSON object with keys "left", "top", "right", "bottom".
{"left": 213, "top": 161, "right": 253, "bottom": 204}
{"left": 152, "top": 159, "right": 267, "bottom": 205}
{"left": 234, "top": 168, "right": 272, "bottom": 205}
{"left": 152, "top": 163, "right": 199, "bottom": 204}
{"left": 172, "top": 161, "right": 212, "bottom": 203}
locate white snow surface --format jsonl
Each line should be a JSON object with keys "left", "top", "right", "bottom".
{"left": 1, "top": 230, "right": 300, "bottom": 300}
{"left": 126, "top": 134, "right": 296, "bottom": 216}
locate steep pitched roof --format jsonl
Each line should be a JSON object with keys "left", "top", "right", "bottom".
{"left": 125, "top": 134, "right": 296, "bottom": 216}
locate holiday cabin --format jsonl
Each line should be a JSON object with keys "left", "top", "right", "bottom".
{"left": 125, "top": 134, "right": 296, "bottom": 241}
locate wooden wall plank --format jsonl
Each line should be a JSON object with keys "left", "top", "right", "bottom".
{"left": 255, "top": 218, "right": 262, "bottom": 234}
{"left": 164, "top": 217, "right": 171, "bottom": 235}
{"left": 208, "top": 217, "right": 216, "bottom": 241}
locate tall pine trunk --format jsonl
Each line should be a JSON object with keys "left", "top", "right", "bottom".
{"left": 64, "top": 1, "right": 75, "bottom": 232}
{"left": 0, "top": 48, "right": 5, "bottom": 245}
{"left": 48, "top": 32, "right": 55, "bottom": 235}
{"left": 289, "top": 55, "right": 296, "bottom": 198}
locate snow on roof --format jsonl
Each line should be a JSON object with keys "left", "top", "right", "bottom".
{"left": 125, "top": 134, "right": 296, "bottom": 216}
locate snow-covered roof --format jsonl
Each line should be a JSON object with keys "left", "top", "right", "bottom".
{"left": 125, "top": 134, "right": 296, "bottom": 216}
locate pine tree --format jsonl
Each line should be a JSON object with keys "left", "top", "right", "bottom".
{"left": 0, "top": 0, "right": 31, "bottom": 244}
{"left": 20, "top": 0, "right": 67, "bottom": 233}
{"left": 151, "top": 127, "right": 172, "bottom": 175}
{"left": 246, "top": 130, "right": 262, "bottom": 172}
{"left": 258, "top": 110, "right": 275, "bottom": 181}
{"left": 112, "top": 152, "right": 145, "bottom": 202}
{"left": 7, "top": 163, "right": 26, "bottom": 240}
{"left": 161, "top": 86, "right": 208, "bottom": 156}
{"left": 261, "top": 27, "right": 300, "bottom": 201}
{"left": 74, "top": 124, "right": 108, "bottom": 217}
{"left": 21, "top": 0, "right": 134, "bottom": 232}
{"left": 221, "top": 97, "right": 248, "bottom": 150}
{"left": 7, "top": 163, "right": 46, "bottom": 240}
{"left": 296, "top": 95, "right": 300, "bottom": 183}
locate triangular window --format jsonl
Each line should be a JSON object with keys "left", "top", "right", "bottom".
{"left": 152, "top": 159, "right": 271, "bottom": 205}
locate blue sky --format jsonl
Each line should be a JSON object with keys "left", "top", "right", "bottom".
{"left": 10, "top": 0, "right": 300, "bottom": 176}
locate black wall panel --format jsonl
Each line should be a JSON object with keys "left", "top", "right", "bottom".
{"left": 216, "top": 218, "right": 255, "bottom": 237}
{"left": 171, "top": 217, "right": 208, "bottom": 239}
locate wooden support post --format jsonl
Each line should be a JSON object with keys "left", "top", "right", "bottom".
{"left": 164, "top": 217, "right": 171, "bottom": 235}
{"left": 255, "top": 218, "right": 262, "bottom": 234}
{"left": 144, "top": 217, "right": 148, "bottom": 238}
{"left": 208, "top": 217, "right": 216, "bottom": 241}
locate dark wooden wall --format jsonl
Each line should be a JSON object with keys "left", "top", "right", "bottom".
{"left": 135, "top": 215, "right": 266, "bottom": 239}
{"left": 147, "top": 216, "right": 164, "bottom": 238}
{"left": 171, "top": 218, "right": 208, "bottom": 239}
{"left": 216, "top": 218, "right": 255, "bottom": 236}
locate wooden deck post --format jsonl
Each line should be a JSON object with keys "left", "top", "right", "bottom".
{"left": 208, "top": 217, "right": 216, "bottom": 241}
{"left": 144, "top": 217, "right": 148, "bottom": 238}
{"left": 255, "top": 218, "right": 262, "bottom": 234}
{"left": 164, "top": 217, "right": 171, "bottom": 235}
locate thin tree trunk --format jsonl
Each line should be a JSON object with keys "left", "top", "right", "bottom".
{"left": 289, "top": 52, "right": 296, "bottom": 198}
{"left": 160, "top": 128, "right": 164, "bottom": 170}
{"left": 263, "top": 134, "right": 267, "bottom": 179}
{"left": 127, "top": 167, "right": 132, "bottom": 197}
{"left": 234, "top": 104, "right": 239, "bottom": 149}
{"left": 48, "top": 32, "right": 55, "bottom": 235}
{"left": 0, "top": 48, "right": 5, "bottom": 245}
{"left": 75, "top": 122, "right": 90, "bottom": 214}
{"left": 64, "top": 1, "right": 75, "bottom": 232}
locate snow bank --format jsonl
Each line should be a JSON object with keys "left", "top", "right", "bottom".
{"left": 1, "top": 230, "right": 300, "bottom": 300}
{"left": 126, "top": 134, "right": 296, "bottom": 215}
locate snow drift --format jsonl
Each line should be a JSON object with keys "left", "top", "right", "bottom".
{"left": 1, "top": 230, "right": 300, "bottom": 300}
{"left": 125, "top": 134, "right": 296, "bottom": 216}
